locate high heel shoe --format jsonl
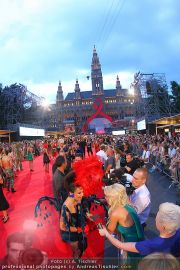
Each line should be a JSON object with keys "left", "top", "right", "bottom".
{"left": 3, "top": 216, "right": 9, "bottom": 223}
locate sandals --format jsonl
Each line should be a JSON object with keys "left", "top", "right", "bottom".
{"left": 3, "top": 216, "right": 9, "bottom": 223}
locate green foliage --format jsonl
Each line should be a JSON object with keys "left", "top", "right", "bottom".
{"left": 170, "top": 81, "right": 180, "bottom": 113}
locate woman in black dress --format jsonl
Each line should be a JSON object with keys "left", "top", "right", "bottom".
{"left": 0, "top": 166, "right": 9, "bottom": 223}
{"left": 60, "top": 156, "right": 104, "bottom": 258}
{"left": 60, "top": 171, "right": 89, "bottom": 258}
{"left": 43, "top": 149, "right": 50, "bottom": 173}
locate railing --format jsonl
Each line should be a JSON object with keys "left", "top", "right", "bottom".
{"left": 132, "top": 145, "right": 180, "bottom": 187}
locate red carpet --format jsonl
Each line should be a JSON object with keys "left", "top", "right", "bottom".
{"left": 0, "top": 156, "right": 104, "bottom": 259}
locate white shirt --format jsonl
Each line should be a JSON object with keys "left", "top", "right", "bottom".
{"left": 96, "top": 150, "right": 107, "bottom": 165}
{"left": 168, "top": 148, "right": 176, "bottom": 158}
{"left": 142, "top": 150, "right": 150, "bottom": 163}
{"left": 130, "top": 184, "right": 151, "bottom": 224}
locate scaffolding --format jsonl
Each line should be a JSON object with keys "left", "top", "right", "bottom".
{"left": 0, "top": 83, "right": 44, "bottom": 129}
{"left": 132, "top": 72, "right": 172, "bottom": 122}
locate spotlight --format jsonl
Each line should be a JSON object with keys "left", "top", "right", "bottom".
{"left": 129, "top": 86, "right": 134, "bottom": 96}
{"left": 41, "top": 99, "right": 49, "bottom": 108}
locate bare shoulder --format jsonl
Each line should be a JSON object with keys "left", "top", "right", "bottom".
{"left": 111, "top": 207, "right": 127, "bottom": 218}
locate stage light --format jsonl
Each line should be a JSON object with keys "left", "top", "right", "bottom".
{"left": 129, "top": 85, "right": 135, "bottom": 96}
{"left": 41, "top": 99, "right": 49, "bottom": 108}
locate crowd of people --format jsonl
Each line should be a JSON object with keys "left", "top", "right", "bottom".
{"left": 0, "top": 132, "right": 180, "bottom": 269}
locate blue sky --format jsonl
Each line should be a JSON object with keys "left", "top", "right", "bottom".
{"left": 0, "top": 0, "right": 180, "bottom": 103}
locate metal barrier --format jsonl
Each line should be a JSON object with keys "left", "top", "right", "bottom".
{"left": 149, "top": 153, "right": 180, "bottom": 189}
{"left": 132, "top": 144, "right": 180, "bottom": 189}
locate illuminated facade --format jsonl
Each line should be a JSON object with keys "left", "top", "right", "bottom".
{"left": 55, "top": 47, "right": 135, "bottom": 133}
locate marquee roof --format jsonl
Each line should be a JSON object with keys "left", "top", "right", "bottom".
{"left": 0, "top": 130, "right": 16, "bottom": 135}
{"left": 152, "top": 114, "right": 180, "bottom": 125}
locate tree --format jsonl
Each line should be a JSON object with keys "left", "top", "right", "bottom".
{"left": 170, "top": 81, "right": 180, "bottom": 113}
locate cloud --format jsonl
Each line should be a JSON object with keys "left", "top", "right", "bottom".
{"left": 0, "top": 0, "right": 180, "bottom": 100}
{"left": 26, "top": 70, "right": 134, "bottom": 103}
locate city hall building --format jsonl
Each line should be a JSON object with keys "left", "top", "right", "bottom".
{"left": 54, "top": 47, "right": 135, "bottom": 134}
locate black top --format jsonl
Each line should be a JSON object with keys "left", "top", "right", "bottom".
{"left": 125, "top": 159, "right": 140, "bottom": 175}
{"left": 52, "top": 169, "right": 65, "bottom": 199}
{"left": 0, "top": 184, "right": 9, "bottom": 211}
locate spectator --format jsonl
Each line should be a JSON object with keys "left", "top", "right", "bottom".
{"left": 87, "top": 140, "right": 93, "bottom": 156}
{"left": 124, "top": 153, "right": 141, "bottom": 175}
{"left": 43, "top": 149, "right": 50, "bottom": 173}
{"left": 114, "top": 148, "right": 121, "bottom": 169}
{"left": 141, "top": 143, "right": 150, "bottom": 164}
{"left": 99, "top": 202, "right": 180, "bottom": 258}
{"left": 138, "top": 252, "right": 180, "bottom": 270}
{"left": 0, "top": 166, "right": 9, "bottom": 223}
{"left": 1, "top": 149, "right": 16, "bottom": 192}
{"left": 168, "top": 143, "right": 176, "bottom": 159}
{"left": 52, "top": 156, "right": 67, "bottom": 201}
{"left": 96, "top": 144, "right": 107, "bottom": 166}
{"left": 52, "top": 151, "right": 66, "bottom": 175}
{"left": 104, "top": 146, "right": 116, "bottom": 175}
{"left": 129, "top": 168, "right": 151, "bottom": 227}
{"left": 27, "top": 145, "right": 34, "bottom": 172}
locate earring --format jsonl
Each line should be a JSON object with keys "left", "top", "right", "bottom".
{"left": 69, "top": 193, "right": 74, "bottom": 198}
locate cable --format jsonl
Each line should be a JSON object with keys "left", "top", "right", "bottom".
{"left": 96, "top": 0, "right": 117, "bottom": 45}
{"left": 101, "top": 0, "right": 123, "bottom": 45}
{"left": 102, "top": 0, "right": 126, "bottom": 51}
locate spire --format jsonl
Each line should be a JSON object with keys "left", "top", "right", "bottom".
{"left": 116, "top": 75, "right": 123, "bottom": 96}
{"left": 91, "top": 45, "right": 101, "bottom": 70}
{"left": 56, "top": 81, "right": 64, "bottom": 104}
{"left": 93, "top": 45, "right": 97, "bottom": 54}
{"left": 58, "top": 81, "right": 62, "bottom": 91}
{"left": 74, "top": 79, "right": 81, "bottom": 99}
{"left": 91, "top": 46, "right": 104, "bottom": 95}
{"left": 116, "top": 75, "right": 121, "bottom": 88}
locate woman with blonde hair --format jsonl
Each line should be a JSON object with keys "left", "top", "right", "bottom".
{"left": 103, "top": 183, "right": 144, "bottom": 261}
{"left": 99, "top": 202, "right": 180, "bottom": 258}
{"left": 138, "top": 253, "right": 180, "bottom": 270}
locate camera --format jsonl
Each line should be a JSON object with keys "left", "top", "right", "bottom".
{"left": 134, "top": 157, "right": 144, "bottom": 168}
{"left": 119, "top": 174, "right": 135, "bottom": 196}
{"left": 19, "top": 248, "right": 46, "bottom": 266}
{"left": 104, "top": 168, "right": 135, "bottom": 196}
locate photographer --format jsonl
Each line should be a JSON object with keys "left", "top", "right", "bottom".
{"left": 124, "top": 153, "right": 141, "bottom": 175}
{"left": 0, "top": 232, "right": 26, "bottom": 266}
{"left": 104, "top": 146, "right": 116, "bottom": 175}
{"left": 104, "top": 168, "right": 135, "bottom": 196}
{"left": 19, "top": 248, "right": 48, "bottom": 268}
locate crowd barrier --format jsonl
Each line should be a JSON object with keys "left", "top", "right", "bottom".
{"left": 132, "top": 145, "right": 180, "bottom": 189}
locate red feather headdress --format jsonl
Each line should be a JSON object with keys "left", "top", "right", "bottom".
{"left": 72, "top": 155, "right": 104, "bottom": 196}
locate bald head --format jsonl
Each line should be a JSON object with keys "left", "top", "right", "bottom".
{"left": 132, "top": 168, "right": 148, "bottom": 188}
